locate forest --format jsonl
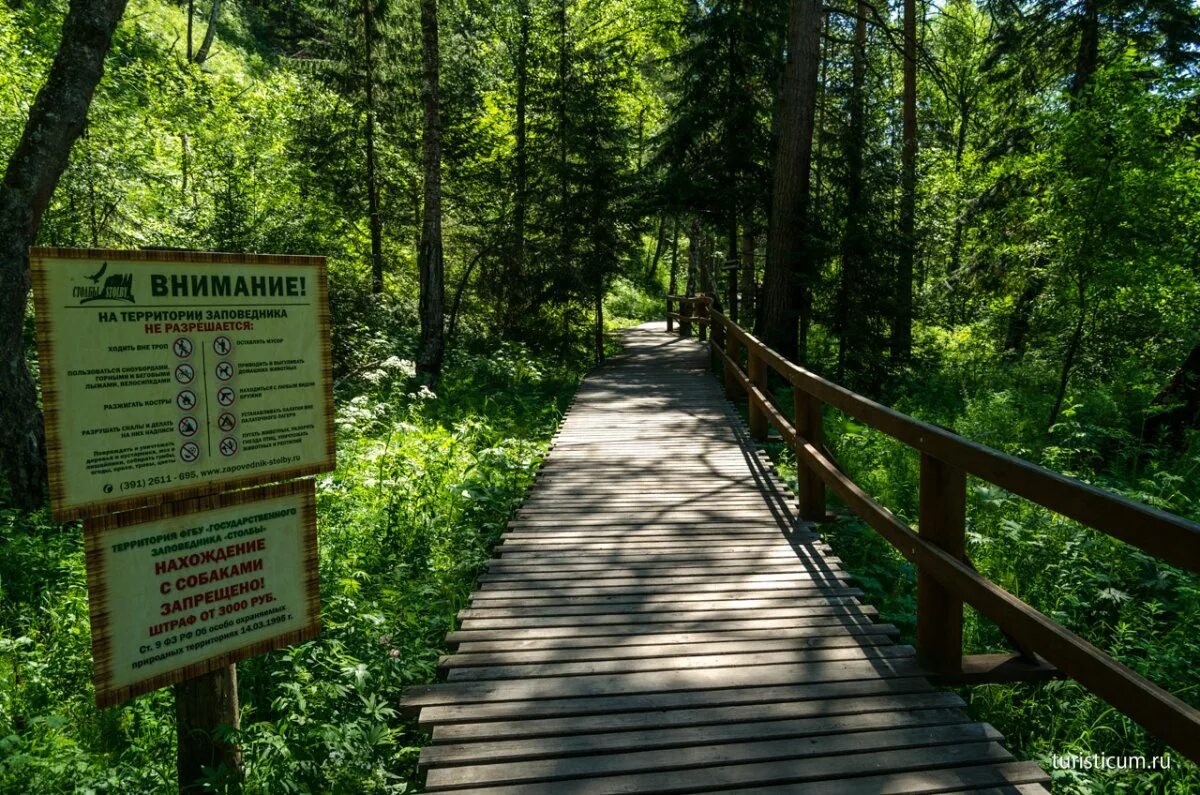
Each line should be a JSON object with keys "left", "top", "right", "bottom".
{"left": 1, "top": 0, "right": 1199, "bottom": 791}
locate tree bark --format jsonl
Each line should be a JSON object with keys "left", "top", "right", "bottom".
{"left": 0, "top": 0, "right": 129, "bottom": 508}
{"left": 1046, "top": 278, "right": 1087, "bottom": 430}
{"left": 192, "top": 0, "right": 221, "bottom": 65}
{"left": 1146, "top": 342, "right": 1200, "bottom": 444}
{"left": 593, "top": 279, "right": 604, "bottom": 365}
{"left": 740, "top": 223, "right": 755, "bottom": 325}
{"left": 363, "top": 0, "right": 384, "bottom": 294}
{"left": 892, "top": 0, "right": 917, "bottom": 363}
{"left": 175, "top": 666, "right": 242, "bottom": 792}
{"left": 1069, "top": 0, "right": 1099, "bottom": 101}
{"left": 645, "top": 213, "right": 666, "bottom": 284}
{"left": 838, "top": 0, "right": 869, "bottom": 383}
{"left": 760, "top": 0, "right": 822, "bottom": 362}
{"left": 508, "top": 0, "right": 530, "bottom": 331}
{"left": 417, "top": 0, "right": 445, "bottom": 382}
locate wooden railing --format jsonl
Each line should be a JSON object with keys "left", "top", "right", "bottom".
{"left": 667, "top": 293, "right": 1200, "bottom": 765}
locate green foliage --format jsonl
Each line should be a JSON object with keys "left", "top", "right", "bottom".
{"left": 0, "top": 343, "right": 577, "bottom": 792}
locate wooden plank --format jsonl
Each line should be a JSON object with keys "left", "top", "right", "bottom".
{"left": 427, "top": 691, "right": 965, "bottom": 741}
{"left": 444, "top": 611, "right": 885, "bottom": 644}
{"left": 442, "top": 633, "right": 894, "bottom": 667}
{"left": 465, "top": 594, "right": 860, "bottom": 611}
{"left": 443, "top": 644, "right": 915, "bottom": 682}
{"left": 416, "top": 677, "right": 943, "bottom": 726}
{"left": 451, "top": 623, "right": 899, "bottom": 652}
{"left": 423, "top": 731, "right": 1009, "bottom": 790}
{"left": 420, "top": 707, "right": 976, "bottom": 768}
{"left": 402, "top": 656, "right": 930, "bottom": 709}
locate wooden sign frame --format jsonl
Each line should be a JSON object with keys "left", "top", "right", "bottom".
{"left": 31, "top": 247, "right": 336, "bottom": 521}
{"left": 85, "top": 480, "right": 321, "bottom": 707}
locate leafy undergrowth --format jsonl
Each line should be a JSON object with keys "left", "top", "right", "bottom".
{"left": 0, "top": 343, "right": 580, "bottom": 793}
{"left": 753, "top": 382, "right": 1200, "bottom": 794}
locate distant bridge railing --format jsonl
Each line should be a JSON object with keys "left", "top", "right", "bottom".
{"left": 667, "top": 292, "right": 1200, "bottom": 765}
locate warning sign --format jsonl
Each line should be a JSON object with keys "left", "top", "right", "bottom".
{"left": 31, "top": 248, "right": 336, "bottom": 521}
{"left": 84, "top": 480, "right": 320, "bottom": 707}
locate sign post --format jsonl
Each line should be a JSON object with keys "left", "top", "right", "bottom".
{"left": 32, "top": 248, "right": 334, "bottom": 791}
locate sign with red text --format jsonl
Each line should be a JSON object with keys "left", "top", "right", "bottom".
{"left": 31, "top": 248, "right": 335, "bottom": 521}
{"left": 84, "top": 481, "right": 320, "bottom": 707}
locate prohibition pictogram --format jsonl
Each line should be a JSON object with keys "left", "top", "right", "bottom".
{"left": 212, "top": 336, "right": 233, "bottom": 356}
{"left": 219, "top": 436, "right": 239, "bottom": 457}
{"left": 177, "top": 416, "right": 199, "bottom": 437}
{"left": 172, "top": 337, "right": 193, "bottom": 358}
{"left": 216, "top": 386, "right": 236, "bottom": 406}
{"left": 175, "top": 363, "right": 195, "bottom": 384}
{"left": 176, "top": 389, "right": 197, "bottom": 411}
{"left": 179, "top": 442, "right": 200, "bottom": 463}
{"left": 217, "top": 412, "right": 237, "bottom": 432}
{"left": 215, "top": 361, "right": 235, "bottom": 381}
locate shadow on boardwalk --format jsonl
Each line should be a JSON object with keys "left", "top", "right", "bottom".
{"left": 400, "top": 322, "right": 1049, "bottom": 794}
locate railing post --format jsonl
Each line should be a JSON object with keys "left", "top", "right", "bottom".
{"left": 666, "top": 297, "right": 674, "bottom": 333}
{"left": 723, "top": 332, "right": 739, "bottom": 400}
{"left": 697, "top": 297, "right": 708, "bottom": 343}
{"left": 747, "top": 349, "right": 768, "bottom": 441}
{"left": 916, "top": 453, "right": 966, "bottom": 675}
{"left": 793, "top": 389, "right": 826, "bottom": 521}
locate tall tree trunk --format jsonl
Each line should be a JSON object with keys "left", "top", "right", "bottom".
{"left": 0, "top": 0, "right": 129, "bottom": 508}
{"left": 1145, "top": 342, "right": 1200, "bottom": 445}
{"left": 363, "top": 0, "right": 384, "bottom": 294}
{"left": 645, "top": 213, "right": 666, "bottom": 283}
{"left": 760, "top": 0, "right": 822, "bottom": 362}
{"left": 508, "top": 0, "right": 530, "bottom": 331}
{"left": 740, "top": 223, "right": 755, "bottom": 325}
{"left": 192, "top": 0, "right": 221, "bottom": 64}
{"left": 947, "top": 100, "right": 969, "bottom": 277}
{"left": 1070, "top": 0, "right": 1099, "bottom": 101}
{"left": 838, "top": 0, "right": 869, "bottom": 383}
{"left": 417, "top": 0, "right": 445, "bottom": 382}
{"left": 186, "top": 0, "right": 194, "bottom": 60}
{"left": 726, "top": 211, "right": 738, "bottom": 322}
{"left": 892, "top": 0, "right": 917, "bottom": 363}
{"left": 1004, "top": 270, "right": 1045, "bottom": 357}
{"left": 667, "top": 216, "right": 680, "bottom": 295}
{"left": 593, "top": 279, "right": 604, "bottom": 365}
{"left": 1046, "top": 278, "right": 1087, "bottom": 430}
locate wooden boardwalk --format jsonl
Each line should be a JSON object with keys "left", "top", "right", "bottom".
{"left": 401, "top": 323, "right": 1050, "bottom": 794}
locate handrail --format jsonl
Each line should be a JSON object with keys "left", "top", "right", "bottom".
{"left": 667, "top": 293, "right": 1200, "bottom": 765}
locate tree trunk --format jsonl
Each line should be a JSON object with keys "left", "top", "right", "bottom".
{"left": 1046, "top": 279, "right": 1087, "bottom": 430}
{"left": 186, "top": 0, "right": 194, "bottom": 60}
{"left": 192, "top": 0, "right": 221, "bottom": 65}
{"left": 417, "top": 0, "right": 445, "bottom": 382}
{"left": 0, "top": 0, "right": 128, "bottom": 508}
{"left": 363, "top": 0, "right": 384, "bottom": 294}
{"left": 760, "top": 0, "right": 822, "bottom": 362}
{"left": 726, "top": 211, "right": 738, "bottom": 323}
{"left": 740, "top": 223, "right": 754, "bottom": 325}
{"left": 1145, "top": 342, "right": 1200, "bottom": 445}
{"left": 667, "top": 216, "right": 680, "bottom": 296}
{"left": 645, "top": 213, "right": 666, "bottom": 284}
{"left": 1003, "top": 270, "right": 1045, "bottom": 357}
{"left": 175, "top": 666, "right": 242, "bottom": 792}
{"left": 508, "top": 0, "right": 530, "bottom": 331}
{"left": 593, "top": 280, "right": 604, "bottom": 365}
{"left": 838, "top": 0, "right": 869, "bottom": 383}
{"left": 1070, "top": 0, "right": 1099, "bottom": 101}
{"left": 892, "top": 0, "right": 917, "bottom": 363}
